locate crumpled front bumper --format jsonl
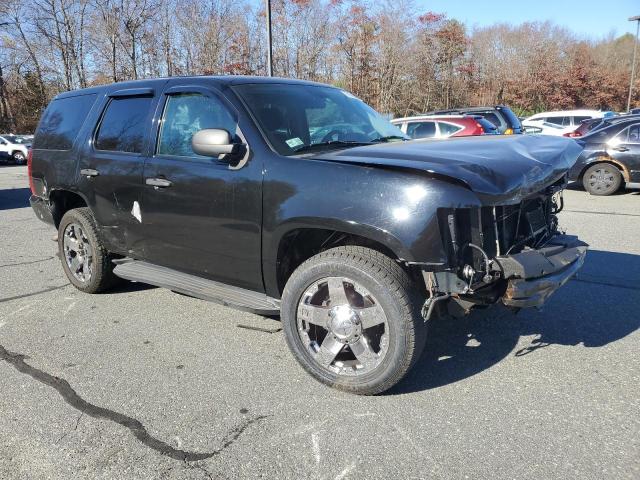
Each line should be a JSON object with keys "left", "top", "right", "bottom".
{"left": 497, "top": 235, "right": 588, "bottom": 309}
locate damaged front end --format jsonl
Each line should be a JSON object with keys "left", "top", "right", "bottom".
{"left": 422, "top": 176, "right": 587, "bottom": 319}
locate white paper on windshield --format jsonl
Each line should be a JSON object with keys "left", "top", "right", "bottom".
{"left": 286, "top": 137, "right": 304, "bottom": 148}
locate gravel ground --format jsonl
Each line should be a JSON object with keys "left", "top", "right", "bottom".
{"left": 0, "top": 165, "right": 638, "bottom": 479}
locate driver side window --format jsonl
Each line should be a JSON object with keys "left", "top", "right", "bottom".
{"left": 157, "top": 93, "right": 236, "bottom": 158}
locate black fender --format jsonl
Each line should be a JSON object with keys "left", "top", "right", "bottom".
{"left": 261, "top": 156, "right": 482, "bottom": 297}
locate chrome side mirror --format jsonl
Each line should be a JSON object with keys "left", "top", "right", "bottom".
{"left": 192, "top": 129, "right": 240, "bottom": 159}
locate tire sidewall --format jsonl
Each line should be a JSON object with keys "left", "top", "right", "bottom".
{"left": 282, "top": 255, "right": 417, "bottom": 393}
{"left": 58, "top": 209, "right": 105, "bottom": 292}
{"left": 583, "top": 163, "right": 622, "bottom": 196}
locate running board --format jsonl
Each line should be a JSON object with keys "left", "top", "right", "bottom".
{"left": 113, "top": 259, "right": 280, "bottom": 315}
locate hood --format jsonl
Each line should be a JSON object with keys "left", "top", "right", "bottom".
{"left": 314, "top": 135, "right": 583, "bottom": 203}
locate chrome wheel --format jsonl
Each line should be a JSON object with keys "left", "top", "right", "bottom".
{"left": 63, "top": 222, "right": 93, "bottom": 283}
{"left": 296, "top": 276, "right": 389, "bottom": 376}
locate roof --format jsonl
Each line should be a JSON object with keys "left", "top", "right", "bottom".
{"left": 54, "top": 75, "right": 334, "bottom": 100}
{"left": 526, "top": 109, "right": 608, "bottom": 119}
{"left": 391, "top": 114, "right": 469, "bottom": 122}
{"left": 424, "top": 106, "right": 506, "bottom": 115}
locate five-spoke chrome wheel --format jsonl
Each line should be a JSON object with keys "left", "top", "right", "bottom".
{"left": 296, "top": 276, "right": 389, "bottom": 376}
{"left": 63, "top": 222, "right": 93, "bottom": 283}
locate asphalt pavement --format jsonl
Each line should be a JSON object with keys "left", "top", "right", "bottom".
{"left": 0, "top": 164, "right": 638, "bottom": 479}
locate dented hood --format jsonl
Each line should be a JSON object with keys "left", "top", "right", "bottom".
{"left": 315, "top": 135, "right": 583, "bottom": 202}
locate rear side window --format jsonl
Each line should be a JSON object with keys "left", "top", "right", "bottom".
{"left": 407, "top": 121, "right": 436, "bottom": 138}
{"left": 34, "top": 94, "right": 97, "bottom": 150}
{"left": 95, "top": 96, "right": 153, "bottom": 153}
{"left": 438, "top": 122, "right": 462, "bottom": 136}
{"left": 546, "top": 116, "right": 570, "bottom": 126}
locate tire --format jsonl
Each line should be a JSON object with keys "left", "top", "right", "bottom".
{"left": 582, "top": 163, "right": 622, "bottom": 196}
{"left": 58, "top": 207, "right": 119, "bottom": 293}
{"left": 281, "top": 246, "right": 427, "bottom": 395}
{"left": 12, "top": 151, "right": 26, "bottom": 165}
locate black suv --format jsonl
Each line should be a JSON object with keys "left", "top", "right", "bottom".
{"left": 425, "top": 106, "right": 523, "bottom": 135}
{"left": 29, "top": 77, "right": 586, "bottom": 394}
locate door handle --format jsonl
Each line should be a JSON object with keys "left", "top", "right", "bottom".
{"left": 145, "top": 177, "right": 173, "bottom": 188}
{"left": 80, "top": 168, "right": 99, "bottom": 178}
{"left": 612, "top": 146, "right": 629, "bottom": 152}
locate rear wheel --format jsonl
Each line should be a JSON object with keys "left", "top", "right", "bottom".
{"left": 583, "top": 163, "right": 622, "bottom": 196}
{"left": 58, "top": 208, "right": 119, "bottom": 293}
{"left": 281, "top": 246, "right": 427, "bottom": 395}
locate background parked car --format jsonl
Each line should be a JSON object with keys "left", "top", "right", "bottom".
{"left": 523, "top": 121, "right": 569, "bottom": 136}
{"left": 0, "top": 134, "right": 31, "bottom": 164}
{"left": 523, "top": 109, "right": 613, "bottom": 136}
{"left": 563, "top": 117, "right": 606, "bottom": 138}
{"left": 424, "top": 105, "right": 523, "bottom": 134}
{"left": 391, "top": 115, "right": 496, "bottom": 139}
{"left": 569, "top": 117, "right": 640, "bottom": 195}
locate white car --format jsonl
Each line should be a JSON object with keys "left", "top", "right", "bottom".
{"left": 0, "top": 134, "right": 31, "bottom": 164}
{"left": 522, "top": 109, "right": 613, "bottom": 136}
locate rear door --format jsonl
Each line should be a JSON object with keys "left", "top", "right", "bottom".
{"left": 77, "top": 86, "right": 159, "bottom": 253}
{"left": 608, "top": 123, "right": 640, "bottom": 183}
{"left": 137, "top": 81, "right": 264, "bottom": 291}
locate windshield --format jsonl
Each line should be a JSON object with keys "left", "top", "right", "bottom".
{"left": 233, "top": 83, "right": 407, "bottom": 155}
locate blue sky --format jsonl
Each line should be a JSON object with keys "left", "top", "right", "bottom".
{"left": 416, "top": 0, "right": 640, "bottom": 39}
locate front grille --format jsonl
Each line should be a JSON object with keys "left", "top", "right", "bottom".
{"left": 438, "top": 192, "right": 561, "bottom": 272}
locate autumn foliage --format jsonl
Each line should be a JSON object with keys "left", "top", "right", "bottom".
{"left": 0, "top": 0, "right": 638, "bottom": 133}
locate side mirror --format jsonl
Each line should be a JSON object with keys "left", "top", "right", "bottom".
{"left": 192, "top": 129, "right": 239, "bottom": 159}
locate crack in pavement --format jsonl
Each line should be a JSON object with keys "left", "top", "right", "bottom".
{"left": 0, "top": 284, "right": 69, "bottom": 303}
{"left": 0, "top": 256, "right": 56, "bottom": 268}
{"left": 0, "top": 344, "right": 269, "bottom": 462}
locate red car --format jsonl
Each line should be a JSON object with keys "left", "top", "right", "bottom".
{"left": 391, "top": 115, "right": 498, "bottom": 139}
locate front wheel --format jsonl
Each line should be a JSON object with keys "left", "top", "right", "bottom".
{"left": 281, "top": 246, "right": 427, "bottom": 395}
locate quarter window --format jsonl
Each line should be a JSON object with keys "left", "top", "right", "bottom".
{"left": 407, "top": 121, "right": 436, "bottom": 138}
{"left": 157, "top": 93, "right": 236, "bottom": 157}
{"left": 95, "top": 96, "right": 153, "bottom": 153}
{"left": 438, "top": 122, "right": 462, "bottom": 137}
{"left": 34, "top": 94, "right": 97, "bottom": 150}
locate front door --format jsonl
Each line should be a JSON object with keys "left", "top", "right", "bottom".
{"left": 137, "top": 84, "right": 263, "bottom": 292}
{"left": 608, "top": 122, "right": 640, "bottom": 183}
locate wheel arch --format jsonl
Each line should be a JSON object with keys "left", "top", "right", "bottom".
{"left": 270, "top": 224, "right": 423, "bottom": 298}
{"left": 579, "top": 155, "right": 629, "bottom": 184}
{"left": 49, "top": 189, "right": 89, "bottom": 228}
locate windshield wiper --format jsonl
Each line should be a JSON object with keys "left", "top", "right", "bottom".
{"left": 369, "top": 135, "right": 407, "bottom": 143}
{"left": 293, "top": 140, "right": 370, "bottom": 154}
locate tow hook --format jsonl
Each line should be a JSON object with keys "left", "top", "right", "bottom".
{"left": 422, "top": 293, "right": 451, "bottom": 322}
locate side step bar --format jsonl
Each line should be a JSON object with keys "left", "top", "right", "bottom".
{"left": 113, "top": 259, "right": 281, "bottom": 315}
